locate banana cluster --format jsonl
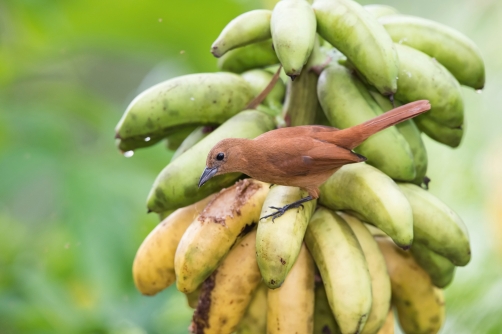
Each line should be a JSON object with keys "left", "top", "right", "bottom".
{"left": 115, "top": 2, "right": 485, "bottom": 334}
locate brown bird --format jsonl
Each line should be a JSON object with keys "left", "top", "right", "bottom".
{"left": 199, "top": 100, "right": 431, "bottom": 220}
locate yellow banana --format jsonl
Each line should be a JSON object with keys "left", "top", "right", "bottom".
{"left": 132, "top": 195, "right": 214, "bottom": 296}
{"left": 190, "top": 230, "right": 262, "bottom": 334}
{"left": 175, "top": 179, "right": 269, "bottom": 293}
{"left": 377, "top": 309, "right": 395, "bottom": 334}
{"left": 235, "top": 284, "right": 268, "bottom": 334}
{"left": 267, "top": 243, "right": 315, "bottom": 334}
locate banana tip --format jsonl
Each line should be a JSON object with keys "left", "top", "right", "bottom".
{"left": 210, "top": 46, "right": 221, "bottom": 58}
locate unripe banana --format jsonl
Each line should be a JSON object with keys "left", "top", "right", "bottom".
{"left": 376, "top": 237, "right": 445, "bottom": 334}
{"left": 397, "top": 182, "right": 471, "bottom": 266}
{"left": 339, "top": 212, "right": 391, "bottom": 334}
{"left": 175, "top": 179, "right": 269, "bottom": 293}
{"left": 186, "top": 285, "right": 201, "bottom": 309}
{"left": 318, "top": 62, "right": 416, "bottom": 181}
{"left": 241, "top": 69, "right": 286, "bottom": 113}
{"left": 364, "top": 4, "right": 399, "bottom": 19}
{"left": 146, "top": 110, "right": 275, "bottom": 213}
{"left": 172, "top": 126, "right": 214, "bottom": 161}
{"left": 314, "top": 283, "right": 341, "bottom": 334}
{"left": 305, "top": 207, "right": 372, "bottom": 334}
{"left": 267, "top": 243, "right": 315, "bottom": 334}
{"left": 217, "top": 39, "right": 279, "bottom": 73}
{"left": 257, "top": 186, "right": 316, "bottom": 288}
{"left": 380, "top": 14, "right": 485, "bottom": 89}
{"left": 271, "top": 0, "right": 317, "bottom": 77}
{"left": 132, "top": 195, "right": 214, "bottom": 296}
{"left": 313, "top": 0, "right": 399, "bottom": 95}
{"left": 211, "top": 10, "right": 272, "bottom": 57}
{"left": 190, "top": 230, "right": 262, "bottom": 334}
{"left": 413, "top": 115, "right": 463, "bottom": 148}
{"left": 319, "top": 163, "right": 414, "bottom": 248}
{"left": 166, "top": 125, "right": 199, "bottom": 151}
{"left": 394, "top": 43, "right": 464, "bottom": 128}
{"left": 115, "top": 73, "right": 254, "bottom": 152}
{"left": 235, "top": 284, "right": 268, "bottom": 334}
{"left": 410, "top": 242, "right": 456, "bottom": 288}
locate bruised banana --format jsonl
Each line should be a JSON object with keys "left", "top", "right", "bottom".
{"left": 241, "top": 69, "right": 286, "bottom": 113}
{"left": 132, "top": 195, "right": 214, "bottom": 296}
{"left": 339, "top": 212, "right": 391, "bottom": 334}
{"left": 313, "top": 0, "right": 398, "bottom": 95}
{"left": 369, "top": 91, "right": 428, "bottom": 185}
{"left": 235, "top": 284, "right": 268, "bottom": 334}
{"left": 413, "top": 115, "right": 463, "bottom": 148}
{"left": 319, "top": 163, "right": 414, "bottom": 248}
{"left": 410, "top": 242, "right": 456, "bottom": 288}
{"left": 314, "top": 282, "right": 341, "bottom": 334}
{"left": 305, "top": 207, "right": 372, "bottom": 334}
{"left": 217, "top": 39, "right": 279, "bottom": 73}
{"left": 364, "top": 4, "right": 399, "bottom": 19}
{"left": 190, "top": 230, "right": 262, "bottom": 334}
{"left": 380, "top": 14, "right": 485, "bottom": 89}
{"left": 172, "top": 126, "right": 215, "bottom": 161}
{"left": 397, "top": 182, "right": 471, "bottom": 266}
{"left": 175, "top": 179, "right": 269, "bottom": 293}
{"left": 394, "top": 43, "right": 464, "bottom": 128}
{"left": 267, "top": 243, "right": 315, "bottom": 334}
{"left": 377, "top": 237, "right": 445, "bottom": 334}
{"left": 146, "top": 110, "right": 275, "bottom": 212}
{"left": 257, "top": 186, "right": 316, "bottom": 289}
{"left": 211, "top": 9, "right": 272, "bottom": 57}
{"left": 115, "top": 73, "right": 254, "bottom": 152}
{"left": 318, "top": 62, "right": 416, "bottom": 181}
{"left": 271, "top": 0, "right": 317, "bottom": 77}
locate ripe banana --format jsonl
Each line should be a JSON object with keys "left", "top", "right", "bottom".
{"left": 190, "top": 230, "right": 262, "bottom": 334}
{"left": 115, "top": 73, "right": 254, "bottom": 152}
{"left": 397, "top": 182, "right": 471, "bottom": 266}
{"left": 132, "top": 195, "right": 214, "bottom": 296}
{"left": 410, "top": 242, "right": 456, "bottom": 288}
{"left": 364, "top": 4, "right": 399, "bottom": 19}
{"left": 211, "top": 9, "right": 272, "bottom": 57}
{"left": 217, "top": 39, "right": 279, "bottom": 73}
{"left": 235, "top": 284, "right": 268, "bottom": 334}
{"left": 313, "top": 0, "right": 399, "bottom": 95}
{"left": 377, "top": 309, "right": 395, "bottom": 334}
{"left": 175, "top": 179, "right": 269, "bottom": 293}
{"left": 305, "top": 207, "right": 372, "bottom": 334}
{"left": 379, "top": 14, "right": 485, "bottom": 89}
{"left": 172, "top": 126, "right": 214, "bottom": 161}
{"left": 267, "top": 243, "right": 315, "bottom": 334}
{"left": 413, "top": 115, "right": 463, "bottom": 148}
{"left": 318, "top": 62, "right": 416, "bottom": 181}
{"left": 394, "top": 43, "right": 464, "bottom": 128}
{"left": 146, "top": 110, "right": 275, "bottom": 212}
{"left": 271, "top": 0, "right": 317, "bottom": 77}
{"left": 339, "top": 212, "right": 391, "bottom": 334}
{"left": 257, "top": 186, "right": 316, "bottom": 288}
{"left": 241, "top": 69, "right": 286, "bottom": 113}
{"left": 319, "top": 163, "right": 414, "bottom": 248}
{"left": 314, "top": 282, "right": 341, "bottom": 334}
{"left": 377, "top": 237, "right": 445, "bottom": 334}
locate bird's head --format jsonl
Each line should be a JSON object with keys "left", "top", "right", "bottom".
{"left": 198, "top": 138, "right": 248, "bottom": 187}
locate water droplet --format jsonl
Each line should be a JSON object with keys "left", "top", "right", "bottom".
{"left": 124, "top": 151, "right": 134, "bottom": 158}
{"left": 144, "top": 137, "right": 151, "bottom": 142}
{"left": 180, "top": 50, "right": 185, "bottom": 55}
{"left": 476, "top": 89, "right": 483, "bottom": 94}
{"left": 405, "top": 70, "right": 412, "bottom": 78}
{"left": 158, "top": 18, "right": 163, "bottom": 22}
{"left": 190, "top": 97, "right": 195, "bottom": 101}
{"left": 398, "top": 37, "right": 408, "bottom": 44}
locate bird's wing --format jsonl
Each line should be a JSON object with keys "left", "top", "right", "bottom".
{"left": 253, "top": 125, "right": 339, "bottom": 142}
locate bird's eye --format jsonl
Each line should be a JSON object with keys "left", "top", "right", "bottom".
{"left": 216, "top": 153, "right": 225, "bottom": 161}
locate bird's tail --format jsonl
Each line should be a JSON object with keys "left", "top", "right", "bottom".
{"left": 334, "top": 100, "right": 431, "bottom": 150}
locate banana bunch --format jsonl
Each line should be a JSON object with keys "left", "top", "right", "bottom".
{"left": 114, "top": 2, "right": 485, "bottom": 333}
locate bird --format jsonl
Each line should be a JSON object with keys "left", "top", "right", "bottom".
{"left": 198, "top": 100, "right": 431, "bottom": 220}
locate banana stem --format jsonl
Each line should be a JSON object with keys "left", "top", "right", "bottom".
{"left": 245, "top": 65, "right": 282, "bottom": 110}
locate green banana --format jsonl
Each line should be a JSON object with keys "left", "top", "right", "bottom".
{"left": 394, "top": 43, "right": 464, "bottom": 128}
{"left": 410, "top": 242, "right": 456, "bottom": 288}
{"left": 165, "top": 125, "right": 199, "bottom": 151}
{"left": 319, "top": 163, "right": 414, "bottom": 248}
{"left": 217, "top": 39, "right": 279, "bottom": 73}
{"left": 380, "top": 14, "right": 485, "bottom": 89}
{"left": 171, "top": 126, "right": 214, "bottom": 161}
{"left": 305, "top": 207, "right": 372, "bottom": 334}
{"left": 318, "top": 62, "right": 416, "bottom": 181}
{"left": 271, "top": 0, "right": 317, "bottom": 77}
{"left": 313, "top": 0, "right": 399, "bottom": 95}
{"left": 115, "top": 73, "right": 254, "bottom": 152}
{"left": 211, "top": 9, "right": 272, "bottom": 57}
{"left": 364, "top": 4, "right": 399, "bottom": 18}
{"left": 314, "top": 283, "right": 341, "bottom": 334}
{"left": 369, "top": 91, "right": 428, "bottom": 185}
{"left": 236, "top": 284, "right": 268, "bottom": 334}
{"left": 257, "top": 186, "right": 316, "bottom": 288}
{"left": 397, "top": 182, "right": 471, "bottom": 266}
{"left": 413, "top": 115, "right": 463, "bottom": 148}
{"left": 241, "top": 69, "right": 286, "bottom": 113}
{"left": 146, "top": 110, "right": 275, "bottom": 212}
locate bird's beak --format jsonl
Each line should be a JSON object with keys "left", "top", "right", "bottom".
{"left": 198, "top": 166, "right": 218, "bottom": 187}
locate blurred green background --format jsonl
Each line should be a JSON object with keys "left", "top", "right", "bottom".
{"left": 1, "top": 0, "right": 501, "bottom": 333}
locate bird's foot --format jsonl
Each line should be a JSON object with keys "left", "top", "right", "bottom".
{"left": 259, "top": 196, "right": 313, "bottom": 222}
